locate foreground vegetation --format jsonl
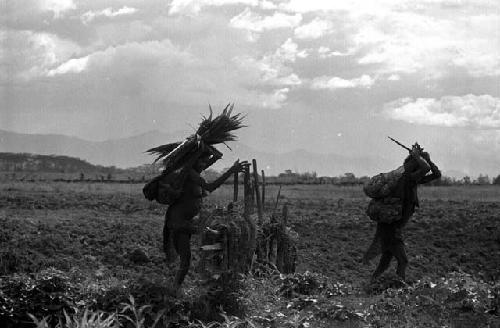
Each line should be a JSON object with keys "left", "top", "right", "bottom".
{"left": 0, "top": 182, "right": 499, "bottom": 327}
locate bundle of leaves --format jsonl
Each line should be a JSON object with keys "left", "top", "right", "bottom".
{"left": 147, "top": 104, "right": 245, "bottom": 172}
{"left": 196, "top": 104, "right": 245, "bottom": 145}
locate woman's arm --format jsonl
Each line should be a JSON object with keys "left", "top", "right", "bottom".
{"left": 409, "top": 147, "right": 431, "bottom": 181}
{"left": 204, "top": 160, "right": 249, "bottom": 192}
{"left": 419, "top": 152, "right": 441, "bottom": 184}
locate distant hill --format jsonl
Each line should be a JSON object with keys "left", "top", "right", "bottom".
{"left": 12, "top": 129, "right": 496, "bottom": 178}
{"left": 0, "top": 129, "right": 396, "bottom": 176}
{"left": 0, "top": 152, "right": 122, "bottom": 174}
{"left": 0, "top": 129, "right": 179, "bottom": 169}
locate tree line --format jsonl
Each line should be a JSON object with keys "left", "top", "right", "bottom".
{"left": 220, "top": 170, "right": 500, "bottom": 186}
{"left": 1, "top": 153, "right": 499, "bottom": 185}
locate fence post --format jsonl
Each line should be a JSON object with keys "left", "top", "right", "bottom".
{"left": 252, "top": 159, "right": 263, "bottom": 225}
{"left": 261, "top": 170, "right": 266, "bottom": 208}
{"left": 233, "top": 171, "right": 239, "bottom": 203}
{"left": 244, "top": 166, "right": 252, "bottom": 216}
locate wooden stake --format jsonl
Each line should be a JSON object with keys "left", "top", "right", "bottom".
{"left": 282, "top": 204, "right": 288, "bottom": 226}
{"left": 273, "top": 185, "right": 282, "bottom": 215}
{"left": 261, "top": 169, "right": 266, "bottom": 208}
{"left": 252, "top": 159, "right": 263, "bottom": 225}
{"left": 276, "top": 204, "right": 288, "bottom": 273}
{"left": 244, "top": 165, "right": 252, "bottom": 216}
{"left": 233, "top": 171, "right": 239, "bottom": 202}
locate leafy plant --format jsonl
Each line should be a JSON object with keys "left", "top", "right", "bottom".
{"left": 0, "top": 268, "right": 77, "bottom": 326}
{"left": 279, "top": 271, "right": 327, "bottom": 298}
{"left": 29, "top": 309, "right": 119, "bottom": 328}
{"left": 120, "top": 295, "right": 164, "bottom": 328}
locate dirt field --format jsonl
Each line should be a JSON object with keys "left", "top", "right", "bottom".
{"left": 0, "top": 182, "right": 499, "bottom": 327}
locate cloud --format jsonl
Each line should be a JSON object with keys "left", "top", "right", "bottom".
{"left": 317, "top": 46, "right": 353, "bottom": 58}
{"left": 261, "top": 88, "right": 289, "bottom": 109}
{"left": 277, "top": 38, "right": 308, "bottom": 61}
{"left": 229, "top": 8, "right": 302, "bottom": 33}
{"left": 260, "top": 0, "right": 278, "bottom": 10}
{"left": 47, "top": 56, "right": 89, "bottom": 76}
{"left": 169, "top": 0, "right": 258, "bottom": 15}
{"left": 0, "top": 30, "right": 81, "bottom": 81}
{"left": 294, "top": 17, "right": 333, "bottom": 39}
{"left": 280, "top": 0, "right": 500, "bottom": 78}
{"left": 280, "top": 0, "right": 394, "bottom": 15}
{"left": 383, "top": 94, "right": 500, "bottom": 128}
{"left": 359, "top": 10, "right": 500, "bottom": 78}
{"left": 81, "top": 6, "right": 138, "bottom": 24}
{"left": 40, "top": 0, "right": 76, "bottom": 17}
{"left": 233, "top": 38, "right": 305, "bottom": 86}
{"left": 44, "top": 39, "right": 195, "bottom": 77}
{"left": 234, "top": 56, "right": 302, "bottom": 86}
{"left": 1, "top": 0, "right": 75, "bottom": 20}
{"left": 311, "top": 74, "right": 375, "bottom": 90}
{"left": 36, "top": 35, "right": 295, "bottom": 111}
{"left": 352, "top": 12, "right": 495, "bottom": 77}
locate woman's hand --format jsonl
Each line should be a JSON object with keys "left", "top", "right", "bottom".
{"left": 231, "top": 159, "right": 250, "bottom": 173}
{"left": 421, "top": 151, "right": 431, "bottom": 162}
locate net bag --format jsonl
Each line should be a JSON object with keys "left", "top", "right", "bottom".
{"left": 363, "top": 166, "right": 404, "bottom": 199}
{"left": 366, "top": 197, "right": 403, "bottom": 223}
{"left": 143, "top": 171, "right": 184, "bottom": 205}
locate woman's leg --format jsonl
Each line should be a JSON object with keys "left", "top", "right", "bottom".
{"left": 363, "top": 224, "right": 382, "bottom": 264}
{"left": 173, "top": 231, "right": 192, "bottom": 287}
{"left": 392, "top": 241, "right": 408, "bottom": 280}
{"left": 371, "top": 251, "right": 393, "bottom": 280}
{"left": 163, "top": 211, "right": 177, "bottom": 263}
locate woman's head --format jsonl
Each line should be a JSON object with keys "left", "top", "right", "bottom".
{"left": 193, "top": 152, "right": 212, "bottom": 172}
{"left": 403, "top": 142, "right": 425, "bottom": 173}
{"left": 403, "top": 155, "right": 418, "bottom": 173}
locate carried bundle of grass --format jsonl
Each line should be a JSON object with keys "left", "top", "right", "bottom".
{"left": 147, "top": 104, "right": 245, "bottom": 173}
{"left": 143, "top": 104, "right": 245, "bottom": 205}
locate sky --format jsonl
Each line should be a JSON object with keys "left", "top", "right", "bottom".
{"left": 1, "top": 0, "right": 499, "bottom": 176}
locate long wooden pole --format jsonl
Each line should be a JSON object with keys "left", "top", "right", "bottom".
{"left": 261, "top": 169, "right": 266, "bottom": 208}
{"left": 244, "top": 165, "right": 252, "bottom": 216}
{"left": 273, "top": 185, "right": 282, "bottom": 215}
{"left": 252, "top": 159, "right": 263, "bottom": 225}
{"left": 233, "top": 171, "right": 239, "bottom": 202}
{"left": 282, "top": 204, "right": 288, "bottom": 226}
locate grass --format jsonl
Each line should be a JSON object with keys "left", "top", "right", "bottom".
{"left": 1, "top": 181, "right": 499, "bottom": 327}
{"left": 2, "top": 181, "right": 498, "bottom": 203}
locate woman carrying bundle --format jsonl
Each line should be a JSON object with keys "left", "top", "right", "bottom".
{"left": 365, "top": 143, "right": 441, "bottom": 282}
{"left": 164, "top": 151, "right": 247, "bottom": 296}
{"left": 143, "top": 105, "right": 247, "bottom": 296}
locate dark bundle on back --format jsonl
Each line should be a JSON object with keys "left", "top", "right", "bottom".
{"left": 363, "top": 137, "right": 410, "bottom": 223}
{"left": 364, "top": 168, "right": 404, "bottom": 224}
{"left": 143, "top": 104, "right": 245, "bottom": 204}
{"left": 363, "top": 166, "right": 404, "bottom": 199}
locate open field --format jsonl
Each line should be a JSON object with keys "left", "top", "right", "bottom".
{"left": 0, "top": 182, "right": 499, "bottom": 327}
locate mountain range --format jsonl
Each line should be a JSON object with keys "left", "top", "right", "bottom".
{"left": 0, "top": 129, "right": 408, "bottom": 177}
